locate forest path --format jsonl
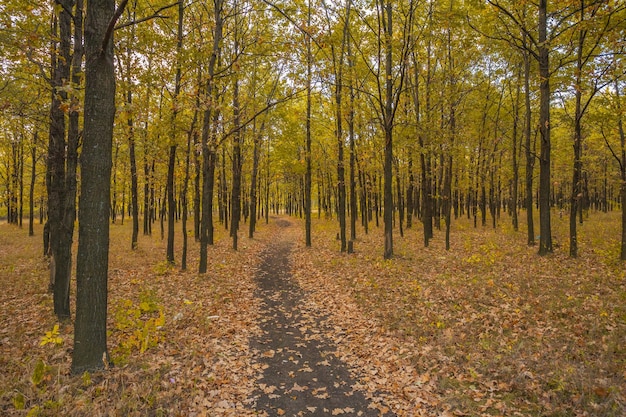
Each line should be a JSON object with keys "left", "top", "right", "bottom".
{"left": 250, "top": 218, "right": 394, "bottom": 416}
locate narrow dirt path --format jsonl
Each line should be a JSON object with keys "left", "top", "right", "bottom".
{"left": 250, "top": 219, "right": 394, "bottom": 416}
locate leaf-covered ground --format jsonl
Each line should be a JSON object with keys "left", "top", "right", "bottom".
{"left": 290, "top": 212, "right": 626, "bottom": 416}
{"left": 0, "top": 211, "right": 625, "bottom": 416}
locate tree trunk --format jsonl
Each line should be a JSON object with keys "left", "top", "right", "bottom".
{"left": 182, "top": 125, "right": 193, "bottom": 270}
{"left": 249, "top": 128, "right": 261, "bottom": 238}
{"left": 230, "top": 75, "right": 242, "bottom": 251}
{"left": 199, "top": 0, "right": 223, "bottom": 273}
{"left": 165, "top": 0, "right": 184, "bottom": 264}
{"left": 47, "top": 0, "right": 73, "bottom": 320}
{"left": 72, "top": 0, "right": 116, "bottom": 374}
{"left": 524, "top": 47, "right": 535, "bottom": 246}
{"left": 304, "top": 0, "right": 312, "bottom": 247}
{"left": 570, "top": 64, "right": 583, "bottom": 257}
{"left": 193, "top": 129, "right": 201, "bottom": 240}
{"left": 29, "top": 132, "right": 37, "bottom": 237}
{"left": 112, "top": 142, "right": 119, "bottom": 223}
{"left": 128, "top": 92, "right": 139, "bottom": 248}
{"left": 348, "top": 33, "right": 357, "bottom": 243}
{"left": 538, "top": 0, "right": 552, "bottom": 255}
{"left": 406, "top": 150, "right": 414, "bottom": 229}
{"left": 511, "top": 64, "right": 521, "bottom": 232}
{"left": 166, "top": 145, "right": 176, "bottom": 263}
{"left": 613, "top": 79, "right": 626, "bottom": 260}
{"left": 382, "top": 1, "right": 393, "bottom": 259}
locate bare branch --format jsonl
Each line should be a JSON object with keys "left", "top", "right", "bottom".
{"left": 114, "top": 1, "right": 179, "bottom": 30}
{"left": 601, "top": 127, "right": 624, "bottom": 172}
{"left": 102, "top": 0, "right": 129, "bottom": 54}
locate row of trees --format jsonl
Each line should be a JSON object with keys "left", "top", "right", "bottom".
{"left": 1, "top": 0, "right": 625, "bottom": 371}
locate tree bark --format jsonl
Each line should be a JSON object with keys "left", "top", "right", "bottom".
{"left": 166, "top": 145, "right": 176, "bottom": 263}
{"left": 304, "top": 0, "right": 312, "bottom": 247}
{"left": 199, "top": 0, "right": 223, "bottom": 273}
{"left": 230, "top": 75, "right": 242, "bottom": 251}
{"left": 47, "top": 0, "right": 73, "bottom": 320}
{"left": 166, "top": 0, "right": 184, "bottom": 264}
{"left": 538, "top": 0, "right": 553, "bottom": 255}
{"left": 72, "top": 0, "right": 117, "bottom": 374}
{"left": 29, "top": 132, "right": 37, "bottom": 237}
{"left": 382, "top": 0, "right": 393, "bottom": 259}
{"left": 613, "top": 79, "right": 626, "bottom": 260}
{"left": 524, "top": 46, "right": 535, "bottom": 246}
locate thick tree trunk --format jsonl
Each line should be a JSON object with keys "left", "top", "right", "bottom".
{"left": 72, "top": 0, "right": 116, "bottom": 374}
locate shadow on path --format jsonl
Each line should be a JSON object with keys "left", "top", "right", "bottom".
{"left": 250, "top": 218, "right": 394, "bottom": 416}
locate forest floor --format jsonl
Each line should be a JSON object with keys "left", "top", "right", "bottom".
{"left": 0, "top": 210, "right": 624, "bottom": 416}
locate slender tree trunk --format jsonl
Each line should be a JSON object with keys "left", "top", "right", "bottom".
{"left": 48, "top": 0, "right": 73, "bottom": 320}
{"left": 18, "top": 138, "right": 24, "bottom": 227}
{"left": 128, "top": 92, "right": 139, "bottom": 247}
{"left": 524, "top": 47, "right": 535, "bottom": 246}
{"left": 166, "top": 146, "right": 176, "bottom": 263}
{"left": 29, "top": 132, "right": 37, "bottom": 236}
{"left": 265, "top": 137, "right": 270, "bottom": 224}
{"left": 199, "top": 0, "right": 222, "bottom": 273}
{"left": 249, "top": 128, "right": 261, "bottom": 238}
{"left": 406, "top": 150, "right": 414, "bottom": 229}
{"left": 328, "top": 0, "right": 352, "bottom": 253}
{"left": 511, "top": 65, "right": 521, "bottom": 231}
{"left": 444, "top": 15, "right": 455, "bottom": 250}
{"left": 193, "top": 128, "right": 201, "bottom": 241}
{"left": 182, "top": 126, "right": 193, "bottom": 270}
{"left": 612, "top": 79, "right": 626, "bottom": 260}
{"left": 230, "top": 76, "right": 242, "bottom": 251}
{"left": 538, "top": 0, "right": 552, "bottom": 255}
{"left": 394, "top": 159, "right": 403, "bottom": 237}
{"left": 382, "top": 0, "right": 393, "bottom": 259}
{"left": 305, "top": 0, "right": 312, "bottom": 247}
{"left": 166, "top": 0, "right": 184, "bottom": 264}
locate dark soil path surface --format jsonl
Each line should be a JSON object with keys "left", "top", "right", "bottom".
{"left": 250, "top": 219, "right": 394, "bottom": 416}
